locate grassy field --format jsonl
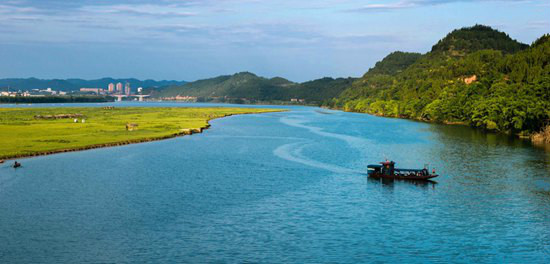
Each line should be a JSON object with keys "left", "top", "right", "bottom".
{"left": 0, "top": 107, "right": 281, "bottom": 159}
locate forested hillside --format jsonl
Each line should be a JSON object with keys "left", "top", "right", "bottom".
{"left": 152, "top": 72, "right": 354, "bottom": 104}
{"left": 328, "top": 25, "right": 550, "bottom": 140}
{"left": 153, "top": 72, "right": 293, "bottom": 101}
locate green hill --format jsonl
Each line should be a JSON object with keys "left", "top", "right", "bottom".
{"left": 293, "top": 77, "right": 355, "bottom": 104}
{"left": 152, "top": 72, "right": 354, "bottom": 104}
{"left": 153, "top": 72, "right": 293, "bottom": 101}
{"left": 431, "top": 24, "right": 528, "bottom": 56}
{"left": 366, "top": 51, "right": 422, "bottom": 75}
{"left": 329, "top": 25, "right": 550, "bottom": 138}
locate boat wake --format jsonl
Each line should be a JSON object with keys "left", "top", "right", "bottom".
{"left": 273, "top": 114, "right": 374, "bottom": 174}
{"left": 279, "top": 116, "right": 370, "bottom": 148}
{"left": 273, "top": 142, "right": 362, "bottom": 174}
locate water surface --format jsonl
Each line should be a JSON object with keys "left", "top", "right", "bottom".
{"left": 1, "top": 103, "right": 549, "bottom": 263}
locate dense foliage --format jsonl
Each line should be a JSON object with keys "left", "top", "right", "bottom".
{"left": 329, "top": 26, "right": 550, "bottom": 135}
{"left": 152, "top": 72, "right": 355, "bottom": 105}
{"left": 290, "top": 77, "right": 355, "bottom": 105}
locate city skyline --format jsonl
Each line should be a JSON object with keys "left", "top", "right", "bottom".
{"left": 0, "top": 0, "right": 548, "bottom": 82}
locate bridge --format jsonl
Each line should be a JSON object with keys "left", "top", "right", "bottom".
{"left": 113, "top": 94, "right": 150, "bottom": 102}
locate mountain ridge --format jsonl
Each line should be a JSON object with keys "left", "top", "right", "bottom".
{"left": 0, "top": 78, "right": 186, "bottom": 92}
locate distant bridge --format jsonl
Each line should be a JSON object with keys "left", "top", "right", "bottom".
{"left": 113, "top": 94, "right": 150, "bottom": 102}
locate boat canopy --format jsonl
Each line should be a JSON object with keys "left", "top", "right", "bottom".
{"left": 367, "top": 164, "right": 383, "bottom": 169}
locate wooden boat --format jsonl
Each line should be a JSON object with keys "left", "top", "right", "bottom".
{"left": 367, "top": 161, "right": 438, "bottom": 181}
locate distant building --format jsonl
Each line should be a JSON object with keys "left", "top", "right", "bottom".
{"left": 108, "top": 83, "right": 115, "bottom": 93}
{"left": 38, "top": 88, "right": 53, "bottom": 93}
{"left": 80, "top": 88, "right": 104, "bottom": 94}
{"left": 137, "top": 87, "right": 143, "bottom": 94}
{"left": 116, "top": 82, "right": 123, "bottom": 93}
{"left": 124, "top": 82, "right": 131, "bottom": 95}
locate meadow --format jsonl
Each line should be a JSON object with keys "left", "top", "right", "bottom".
{"left": 0, "top": 107, "right": 280, "bottom": 159}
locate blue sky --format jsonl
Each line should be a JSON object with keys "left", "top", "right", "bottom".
{"left": 0, "top": 0, "right": 548, "bottom": 82}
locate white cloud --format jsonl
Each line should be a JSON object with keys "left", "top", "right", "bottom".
{"left": 350, "top": 1, "right": 416, "bottom": 11}
{"left": 79, "top": 4, "right": 197, "bottom": 17}
{"left": 347, "top": 0, "right": 539, "bottom": 12}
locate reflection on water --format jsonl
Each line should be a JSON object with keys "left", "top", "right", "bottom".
{"left": 0, "top": 103, "right": 549, "bottom": 263}
{"left": 367, "top": 175, "right": 437, "bottom": 189}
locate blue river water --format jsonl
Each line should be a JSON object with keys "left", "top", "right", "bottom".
{"left": 1, "top": 102, "right": 550, "bottom": 263}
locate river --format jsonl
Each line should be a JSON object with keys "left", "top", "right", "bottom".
{"left": 1, "top": 102, "right": 549, "bottom": 263}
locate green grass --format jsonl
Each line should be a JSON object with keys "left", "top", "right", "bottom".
{"left": 0, "top": 107, "right": 281, "bottom": 159}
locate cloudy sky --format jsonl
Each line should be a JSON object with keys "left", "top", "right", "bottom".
{"left": 0, "top": 0, "right": 548, "bottom": 82}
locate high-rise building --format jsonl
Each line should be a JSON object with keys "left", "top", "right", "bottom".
{"left": 116, "top": 82, "right": 123, "bottom": 93}
{"left": 108, "top": 83, "right": 115, "bottom": 93}
{"left": 124, "top": 82, "right": 131, "bottom": 95}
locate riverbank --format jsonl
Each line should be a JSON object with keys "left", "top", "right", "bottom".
{"left": 0, "top": 107, "right": 283, "bottom": 160}
{"left": 327, "top": 106, "right": 549, "bottom": 146}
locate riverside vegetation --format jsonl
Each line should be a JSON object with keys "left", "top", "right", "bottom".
{"left": 0, "top": 107, "right": 280, "bottom": 159}
{"left": 326, "top": 25, "right": 550, "bottom": 143}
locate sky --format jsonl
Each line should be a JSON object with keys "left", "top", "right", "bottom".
{"left": 0, "top": 0, "right": 548, "bottom": 82}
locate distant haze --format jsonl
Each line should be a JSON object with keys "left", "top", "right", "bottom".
{"left": 1, "top": 0, "right": 548, "bottom": 82}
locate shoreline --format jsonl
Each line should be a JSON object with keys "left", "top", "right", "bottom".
{"left": 1, "top": 111, "right": 283, "bottom": 161}
{"left": 326, "top": 106, "right": 547, "bottom": 145}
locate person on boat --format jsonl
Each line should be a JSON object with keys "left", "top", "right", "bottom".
{"left": 432, "top": 168, "right": 436, "bottom": 175}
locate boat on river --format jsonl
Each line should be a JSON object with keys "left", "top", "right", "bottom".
{"left": 367, "top": 161, "right": 438, "bottom": 181}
